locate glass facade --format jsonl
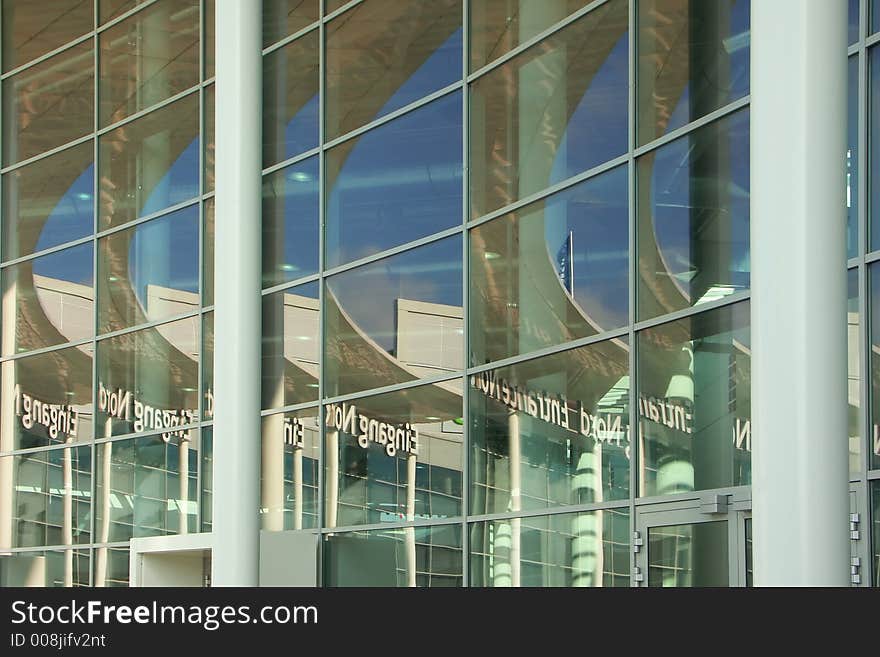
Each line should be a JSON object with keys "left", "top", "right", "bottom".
{"left": 0, "top": 0, "right": 876, "bottom": 589}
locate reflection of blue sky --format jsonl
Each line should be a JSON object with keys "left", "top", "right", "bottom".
{"left": 283, "top": 94, "right": 319, "bottom": 161}
{"left": 33, "top": 162, "right": 94, "bottom": 257}
{"left": 267, "top": 156, "right": 320, "bottom": 283}
{"left": 140, "top": 138, "right": 200, "bottom": 217}
{"left": 328, "top": 235, "right": 462, "bottom": 353}
{"left": 31, "top": 241, "right": 93, "bottom": 287}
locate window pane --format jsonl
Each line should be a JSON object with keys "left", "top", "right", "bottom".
{"left": 325, "top": 93, "right": 462, "bottom": 268}
{"left": 92, "top": 546, "right": 130, "bottom": 587}
{"left": 469, "top": 508, "right": 630, "bottom": 587}
{"left": 470, "top": 165, "right": 628, "bottom": 366}
{"left": 263, "top": 0, "right": 319, "bottom": 47}
{"left": 0, "top": 345, "right": 94, "bottom": 451}
{"left": 2, "top": 40, "right": 94, "bottom": 166}
{"left": 324, "top": 524, "right": 462, "bottom": 587}
{"left": 848, "top": 269, "right": 861, "bottom": 474}
{"left": 636, "top": 0, "right": 750, "bottom": 145}
{"left": 203, "top": 197, "right": 215, "bottom": 305}
{"left": 869, "top": 263, "right": 880, "bottom": 469}
{"left": 324, "top": 236, "right": 463, "bottom": 398}
{"left": 261, "top": 406, "right": 320, "bottom": 530}
{"left": 98, "top": 204, "right": 199, "bottom": 334}
{"left": 202, "top": 311, "right": 213, "bottom": 421}
{"left": 98, "top": 93, "right": 200, "bottom": 230}
{"left": 94, "top": 431, "right": 201, "bottom": 541}
{"left": 95, "top": 315, "right": 199, "bottom": 439}
{"left": 470, "top": 0, "right": 591, "bottom": 71}
{"left": 262, "top": 281, "right": 319, "bottom": 409}
{"left": 204, "top": 83, "right": 215, "bottom": 193}
{"left": 647, "top": 521, "right": 728, "bottom": 587}
{"left": 470, "top": 0, "right": 628, "bottom": 219}
{"left": 851, "top": 0, "right": 860, "bottom": 44}
{"left": 471, "top": 339, "right": 630, "bottom": 515}
{"left": 637, "top": 301, "right": 751, "bottom": 497}
{"left": 324, "top": 0, "right": 462, "bottom": 141}
{"left": 2, "top": 242, "right": 94, "bottom": 355}
{"left": 263, "top": 29, "right": 319, "bottom": 167}
{"left": 324, "top": 380, "right": 463, "bottom": 528}
{"left": 205, "top": 0, "right": 215, "bottom": 79}
{"left": 637, "top": 109, "right": 750, "bottom": 321}
{"left": 0, "top": 550, "right": 91, "bottom": 587}
{"left": 872, "top": 482, "right": 880, "bottom": 585}
{"left": 2, "top": 0, "right": 93, "bottom": 73}
{"left": 262, "top": 156, "right": 319, "bottom": 287}
{"left": 2, "top": 141, "right": 94, "bottom": 262}
{"left": 200, "top": 426, "right": 212, "bottom": 532}
{"left": 98, "top": 0, "right": 200, "bottom": 126}
{"left": 870, "top": 45, "right": 880, "bottom": 251}
{"left": 0, "top": 446, "right": 92, "bottom": 549}
{"left": 100, "top": 0, "right": 150, "bottom": 24}
{"left": 849, "top": 55, "right": 859, "bottom": 259}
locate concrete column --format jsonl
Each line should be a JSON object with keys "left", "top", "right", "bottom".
{"left": 212, "top": 0, "right": 262, "bottom": 586}
{"left": 751, "top": 0, "right": 849, "bottom": 586}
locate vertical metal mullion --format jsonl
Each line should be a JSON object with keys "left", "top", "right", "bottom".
{"left": 460, "top": 0, "right": 469, "bottom": 589}
{"left": 195, "top": 0, "right": 206, "bottom": 534}
{"left": 626, "top": 0, "right": 638, "bottom": 588}
{"left": 316, "top": 2, "right": 327, "bottom": 587}
{"left": 90, "top": 0, "right": 100, "bottom": 586}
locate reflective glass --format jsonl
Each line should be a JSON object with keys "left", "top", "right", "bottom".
{"left": 870, "top": 45, "right": 880, "bottom": 251}
{"left": 470, "top": 1, "right": 628, "bottom": 219}
{"left": 325, "top": 0, "right": 349, "bottom": 14}
{"left": 0, "top": 446, "right": 92, "bottom": 548}
{"left": 324, "top": 0, "right": 462, "bottom": 141}
{"left": 2, "top": 0, "right": 93, "bottom": 73}
{"left": 263, "top": 0, "right": 319, "bottom": 47}
{"left": 262, "top": 281, "right": 319, "bottom": 409}
{"left": 324, "top": 380, "right": 463, "bottom": 528}
{"left": 471, "top": 339, "right": 630, "bottom": 515}
{"left": 324, "top": 524, "right": 462, "bottom": 586}
{"left": 470, "top": 0, "right": 590, "bottom": 71}
{"left": 95, "top": 315, "right": 199, "bottom": 439}
{"left": 470, "top": 165, "right": 628, "bottom": 366}
{"left": 98, "top": 0, "right": 200, "bottom": 127}
{"left": 324, "top": 236, "right": 463, "bottom": 398}
{"left": 2, "top": 242, "right": 94, "bottom": 355}
{"left": 261, "top": 407, "right": 320, "bottom": 530}
{"left": 262, "top": 156, "right": 319, "bottom": 287}
{"left": 870, "top": 263, "right": 880, "bottom": 469}
{"left": 647, "top": 521, "right": 728, "bottom": 587}
{"left": 637, "top": 109, "right": 750, "bottom": 321}
{"left": 263, "top": 29, "right": 319, "bottom": 167}
{"left": 0, "top": 550, "right": 90, "bottom": 587}
{"left": 325, "top": 93, "right": 462, "bottom": 268}
{"left": 469, "top": 508, "right": 630, "bottom": 587}
{"left": 94, "top": 431, "right": 201, "bottom": 542}
{"left": 1, "top": 141, "right": 94, "bottom": 262}
{"left": 849, "top": 55, "right": 859, "bottom": 259}
{"left": 100, "top": 0, "right": 150, "bottom": 24}
{"left": 636, "top": 0, "right": 750, "bottom": 145}
{"left": 0, "top": 345, "right": 94, "bottom": 451}
{"left": 204, "top": 84, "right": 215, "bottom": 193}
{"left": 99, "top": 92, "right": 200, "bottom": 230}
{"left": 202, "top": 311, "right": 213, "bottom": 421}
{"left": 850, "top": 0, "right": 860, "bottom": 44}
{"left": 848, "top": 269, "right": 861, "bottom": 474}
{"left": 638, "top": 301, "right": 750, "bottom": 497}
{"left": 92, "top": 546, "right": 130, "bottom": 587}
{"left": 2, "top": 40, "right": 94, "bottom": 167}
{"left": 205, "top": 0, "right": 215, "bottom": 79}
{"left": 200, "top": 426, "right": 212, "bottom": 532}
{"left": 97, "top": 204, "right": 199, "bottom": 334}
{"left": 874, "top": 0, "right": 880, "bottom": 35}
{"left": 872, "top": 482, "right": 880, "bottom": 585}
{"left": 203, "top": 198, "right": 215, "bottom": 305}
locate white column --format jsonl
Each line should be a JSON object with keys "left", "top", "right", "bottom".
{"left": 212, "top": 0, "right": 262, "bottom": 586}
{"left": 751, "top": 0, "right": 849, "bottom": 586}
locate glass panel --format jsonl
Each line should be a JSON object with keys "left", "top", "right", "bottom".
{"left": 324, "top": 524, "right": 462, "bottom": 586}
{"left": 647, "top": 520, "right": 728, "bottom": 587}
{"left": 470, "top": 165, "right": 628, "bottom": 365}
{"left": 262, "top": 156, "right": 319, "bottom": 287}
{"left": 94, "top": 431, "right": 201, "bottom": 541}
{"left": 204, "top": 83, "right": 215, "bottom": 193}
{"left": 870, "top": 263, "right": 880, "bottom": 469}
{"left": 100, "top": 0, "right": 149, "bottom": 24}
{"left": 99, "top": 92, "right": 200, "bottom": 230}
{"left": 637, "top": 109, "right": 750, "bottom": 321}
{"left": 2, "top": 243, "right": 94, "bottom": 355}
{"left": 872, "top": 483, "right": 880, "bottom": 585}
{"left": 324, "top": 381, "right": 463, "bottom": 528}
{"left": 2, "top": 0, "right": 93, "bottom": 73}
{"left": 261, "top": 406, "right": 320, "bottom": 530}
{"left": 870, "top": 45, "right": 880, "bottom": 251}
{"left": 849, "top": 55, "right": 859, "bottom": 259}
{"left": 262, "top": 281, "right": 319, "bottom": 409}
{"left": 2, "top": 141, "right": 94, "bottom": 262}
{"left": 263, "top": 29, "right": 319, "bottom": 167}
{"left": 851, "top": 0, "right": 861, "bottom": 45}
{"left": 469, "top": 508, "right": 630, "bottom": 587}
{"left": 205, "top": 0, "right": 215, "bottom": 79}
{"left": 324, "top": 236, "right": 463, "bottom": 398}
{"left": 98, "top": 0, "right": 200, "bottom": 127}
{"left": 203, "top": 197, "right": 215, "bottom": 305}
{"left": 638, "top": 301, "right": 750, "bottom": 497}
{"left": 325, "top": 0, "right": 349, "bottom": 15}
{"left": 470, "top": 0, "right": 590, "bottom": 71}
{"left": 470, "top": 0, "right": 628, "bottom": 219}
{"left": 471, "top": 339, "right": 630, "bottom": 516}
{"left": 2, "top": 40, "right": 94, "bottom": 167}
{"left": 636, "top": 0, "right": 750, "bottom": 145}
{"left": 97, "top": 205, "right": 199, "bottom": 334}
{"left": 200, "top": 425, "right": 212, "bottom": 532}
{"left": 92, "top": 546, "right": 130, "bottom": 587}
{"left": 95, "top": 315, "right": 199, "bottom": 439}
{"left": 263, "top": 0, "right": 319, "bottom": 47}
{"left": 0, "top": 446, "right": 92, "bottom": 548}
{"left": 874, "top": 0, "right": 880, "bottom": 35}
{"left": 0, "top": 345, "right": 94, "bottom": 451}
{"left": 324, "top": 0, "right": 462, "bottom": 141}
{"left": 0, "top": 550, "right": 90, "bottom": 587}
{"left": 202, "top": 311, "right": 213, "bottom": 420}
{"left": 744, "top": 517, "right": 753, "bottom": 587}
{"left": 325, "top": 93, "right": 462, "bottom": 268}
{"left": 848, "top": 269, "right": 861, "bottom": 474}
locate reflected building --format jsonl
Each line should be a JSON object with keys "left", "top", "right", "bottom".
{"left": 0, "top": 0, "right": 875, "bottom": 589}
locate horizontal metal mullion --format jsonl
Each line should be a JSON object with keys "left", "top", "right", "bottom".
{"left": 96, "top": 309, "right": 202, "bottom": 342}
{"left": 262, "top": 147, "right": 321, "bottom": 176}
{"left": 866, "top": 30, "right": 880, "bottom": 50}
{"left": 465, "top": 500, "right": 631, "bottom": 526}
{"left": 262, "top": 23, "right": 320, "bottom": 56}
{"left": 632, "top": 291, "right": 751, "bottom": 333}
{"left": 96, "top": 84, "right": 201, "bottom": 136}
{"left": 260, "top": 401, "right": 320, "bottom": 417}
{"left": 321, "top": 371, "right": 464, "bottom": 407}
{"left": 0, "top": 337, "right": 94, "bottom": 364}
{"left": 323, "top": 0, "right": 365, "bottom": 22}
{"left": 0, "top": 32, "right": 95, "bottom": 81}
{"left": 262, "top": 273, "right": 321, "bottom": 297}
{"left": 95, "top": 0, "right": 162, "bottom": 34}
{"left": 0, "top": 439, "right": 96, "bottom": 459}
{"left": 865, "top": 249, "right": 880, "bottom": 264}
{"left": 93, "top": 423, "right": 206, "bottom": 446}
{"left": 633, "top": 485, "right": 751, "bottom": 508}
{"left": 0, "top": 235, "right": 95, "bottom": 269}
{"left": 1, "top": 134, "right": 94, "bottom": 174}
{"left": 321, "top": 516, "right": 464, "bottom": 535}
{"left": 95, "top": 197, "right": 201, "bottom": 239}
